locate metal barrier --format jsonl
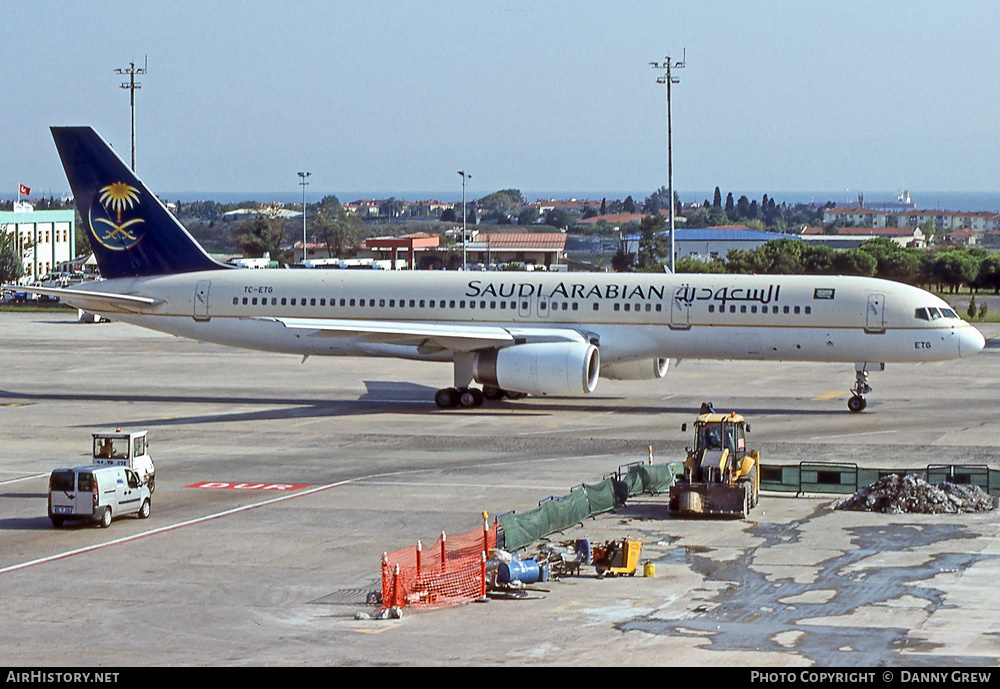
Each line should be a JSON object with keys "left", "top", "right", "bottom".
{"left": 760, "top": 462, "right": 1000, "bottom": 496}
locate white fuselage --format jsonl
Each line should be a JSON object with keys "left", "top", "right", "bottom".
{"left": 73, "top": 269, "right": 984, "bottom": 366}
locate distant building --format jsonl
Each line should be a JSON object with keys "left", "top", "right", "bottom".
{"left": 0, "top": 208, "right": 76, "bottom": 281}
{"left": 671, "top": 227, "right": 792, "bottom": 262}
{"left": 823, "top": 206, "right": 1000, "bottom": 233}
{"left": 799, "top": 226, "right": 925, "bottom": 249}
{"left": 464, "top": 232, "right": 567, "bottom": 268}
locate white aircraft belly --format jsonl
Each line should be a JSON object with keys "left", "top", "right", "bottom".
{"left": 118, "top": 312, "right": 960, "bottom": 366}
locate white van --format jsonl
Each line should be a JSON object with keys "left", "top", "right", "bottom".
{"left": 48, "top": 465, "right": 151, "bottom": 528}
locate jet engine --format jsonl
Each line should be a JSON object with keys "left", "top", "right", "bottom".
{"left": 599, "top": 357, "right": 669, "bottom": 381}
{"left": 474, "top": 342, "right": 600, "bottom": 396}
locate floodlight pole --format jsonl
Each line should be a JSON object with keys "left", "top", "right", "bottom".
{"left": 298, "top": 172, "right": 311, "bottom": 264}
{"left": 115, "top": 57, "right": 147, "bottom": 172}
{"left": 458, "top": 170, "right": 471, "bottom": 269}
{"left": 650, "top": 50, "right": 685, "bottom": 273}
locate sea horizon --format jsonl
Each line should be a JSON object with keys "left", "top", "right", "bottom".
{"left": 7, "top": 189, "right": 1000, "bottom": 213}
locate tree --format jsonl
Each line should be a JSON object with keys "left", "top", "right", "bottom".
{"left": 0, "top": 230, "right": 24, "bottom": 284}
{"left": 676, "top": 256, "right": 725, "bottom": 273}
{"left": 622, "top": 196, "right": 637, "bottom": 214}
{"left": 517, "top": 207, "right": 539, "bottom": 226}
{"left": 231, "top": 213, "right": 289, "bottom": 259}
{"left": 478, "top": 189, "right": 524, "bottom": 214}
{"left": 973, "top": 254, "right": 1000, "bottom": 294}
{"left": 634, "top": 213, "right": 670, "bottom": 272}
{"left": 713, "top": 186, "right": 722, "bottom": 208}
{"left": 312, "top": 195, "right": 361, "bottom": 258}
{"left": 546, "top": 208, "right": 576, "bottom": 230}
{"left": 724, "top": 193, "right": 735, "bottom": 216}
{"left": 735, "top": 195, "right": 750, "bottom": 219}
{"left": 708, "top": 206, "right": 729, "bottom": 226}
{"left": 929, "top": 249, "right": 979, "bottom": 293}
{"left": 643, "top": 186, "right": 671, "bottom": 214}
{"left": 831, "top": 249, "right": 877, "bottom": 276}
{"left": 968, "top": 295, "right": 978, "bottom": 320}
{"left": 610, "top": 247, "right": 633, "bottom": 272}
{"left": 857, "top": 238, "right": 921, "bottom": 284}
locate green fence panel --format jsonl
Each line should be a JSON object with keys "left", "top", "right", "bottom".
{"left": 545, "top": 488, "right": 592, "bottom": 532}
{"left": 651, "top": 462, "right": 684, "bottom": 493}
{"left": 621, "top": 464, "right": 647, "bottom": 497}
{"left": 759, "top": 464, "right": 799, "bottom": 493}
{"left": 583, "top": 478, "right": 619, "bottom": 515}
{"left": 759, "top": 463, "right": 1000, "bottom": 497}
{"left": 498, "top": 509, "right": 540, "bottom": 552}
{"left": 926, "top": 465, "right": 991, "bottom": 493}
{"left": 799, "top": 462, "right": 859, "bottom": 495}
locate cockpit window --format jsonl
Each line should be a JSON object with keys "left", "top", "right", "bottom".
{"left": 916, "top": 307, "right": 952, "bottom": 321}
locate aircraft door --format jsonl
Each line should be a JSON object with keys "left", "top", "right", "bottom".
{"left": 518, "top": 296, "right": 531, "bottom": 318}
{"left": 537, "top": 295, "right": 550, "bottom": 319}
{"left": 865, "top": 294, "right": 885, "bottom": 334}
{"left": 194, "top": 281, "right": 211, "bottom": 322}
{"left": 670, "top": 284, "right": 691, "bottom": 330}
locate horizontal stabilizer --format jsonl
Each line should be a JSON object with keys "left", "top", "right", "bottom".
{"left": 3, "top": 284, "right": 161, "bottom": 313}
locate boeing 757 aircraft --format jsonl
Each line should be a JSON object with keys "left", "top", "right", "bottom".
{"left": 12, "top": 127, "right": 986, "bottom": 412}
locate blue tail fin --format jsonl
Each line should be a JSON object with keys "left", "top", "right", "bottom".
{"left": 51, "top": 126, "right": 229, "bottom": 279}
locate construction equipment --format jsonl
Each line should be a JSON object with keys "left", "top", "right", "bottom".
{"left": 668, "top": 403, "right": 759, "bottom": 518}
{"left": 592, "top": 538, "right": 643, "bottom": 577}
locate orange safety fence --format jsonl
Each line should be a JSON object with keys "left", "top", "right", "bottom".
{"left": 381, "top": 520, "right": 498, "bottom": 611}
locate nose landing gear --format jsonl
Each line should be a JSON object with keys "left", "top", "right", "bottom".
{"left": 848, "top": 363, "right": 874, "bottom": 412}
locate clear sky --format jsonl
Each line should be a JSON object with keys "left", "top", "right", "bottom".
{"left": 4, "top": 0, "right": 1000, "bottom": 199}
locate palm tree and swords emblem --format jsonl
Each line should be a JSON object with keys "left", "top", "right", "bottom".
{"left": 91, "top": 182, "right": 145, "bottom": 249}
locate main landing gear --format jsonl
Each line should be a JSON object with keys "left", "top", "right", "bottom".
{"left": 434, "top": 387, "right": 484, "bottom": 409}
{"left": 433, "top": 385, "right": 526, "bottom": 409}
{"left": 847, "top": 362, "right": 875, "bottom": 413}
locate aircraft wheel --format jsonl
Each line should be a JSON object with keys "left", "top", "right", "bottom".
{"left": 847, "top": 395, "right": 867, "bottom": 413}
{"left": 435, "top": 387, "right": 459, "bottom": 409}
{"left": 505, "top": 390, "right": 527, "bottom": 400}
{"left": 482, "top": 385, "right": 505, "bottom": 400}
{"left": 459, "top": 388, "right": 484, "bottom": 408}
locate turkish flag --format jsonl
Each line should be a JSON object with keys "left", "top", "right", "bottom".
{"left": 18, "top": 184, "right": 29, "bottom": 196}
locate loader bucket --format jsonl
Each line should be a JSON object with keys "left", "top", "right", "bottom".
{"left": 668, "top": 481, "right": 751, "bottom": 519}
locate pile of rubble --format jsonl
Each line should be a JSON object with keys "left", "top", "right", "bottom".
{"left": 835, "top": 474, "right": 995, "bottom": 514}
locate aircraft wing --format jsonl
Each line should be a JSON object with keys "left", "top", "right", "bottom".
{"left": 2, "top": 285, "right": 162, "bottom": 313}
{"left": 258, "top": 317, "right": 590, "bottom": 354}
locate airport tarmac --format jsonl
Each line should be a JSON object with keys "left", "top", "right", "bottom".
{"left": 1, "top": 310, "right": 999, "bottom": 667}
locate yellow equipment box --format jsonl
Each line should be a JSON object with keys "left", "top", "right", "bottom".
{"left": 593, "top": 538, "right": 643, "bottom": 577}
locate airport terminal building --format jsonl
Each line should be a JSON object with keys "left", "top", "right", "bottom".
{"left": 0, "top": 208, "right": 76, "bottom": 281}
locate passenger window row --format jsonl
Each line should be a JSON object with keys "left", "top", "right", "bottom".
{"left": 230, "top": 296, "right": 667, "bottom": 314}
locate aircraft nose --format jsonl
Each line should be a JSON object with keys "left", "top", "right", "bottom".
{"left": 960, "top": 325, "right": 986, "bottom": 357}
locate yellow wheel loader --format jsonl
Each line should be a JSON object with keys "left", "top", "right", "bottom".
{"left": 668, "top": 403, "right": 759, "bottom": 518}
